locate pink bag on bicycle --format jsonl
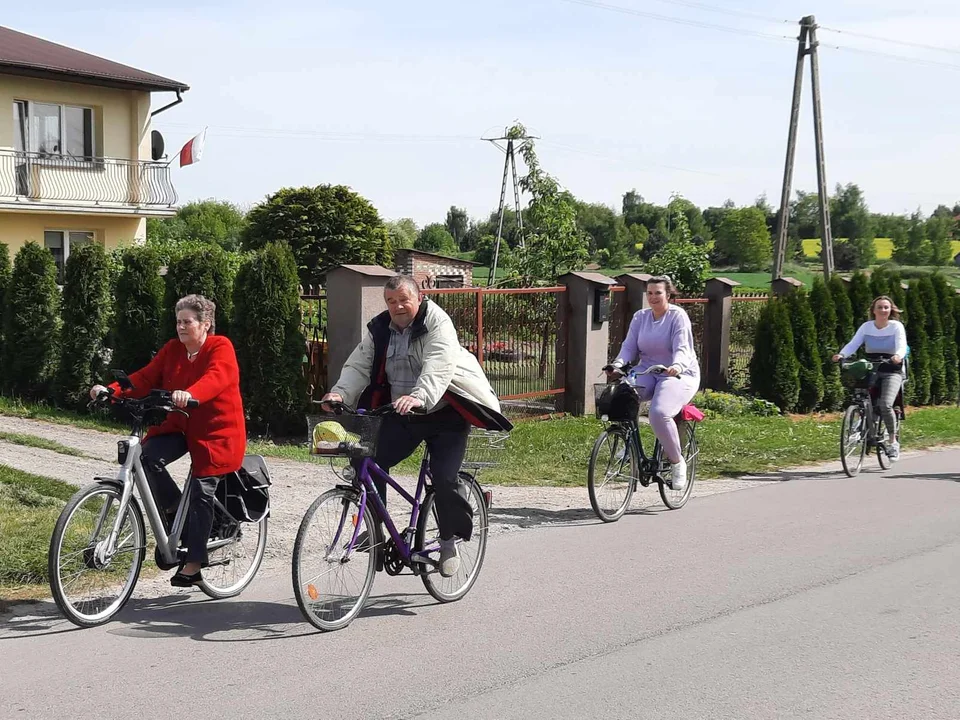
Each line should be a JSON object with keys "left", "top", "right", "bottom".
{"left": 680, "top": 404, "right": 704, "bottom": 422}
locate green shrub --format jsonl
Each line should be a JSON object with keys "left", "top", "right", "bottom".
{"left": 784, "top": 288, "right": 824, "bottom": 412}
{"left": 112, "top": 246, "right": 165, "bottom": 374}
{"left": 55, "top": 244, "right": 111, "bottom": 410}
{"left": 1, "top": 242, "right": 60, "bottom": 399}
{"left": 888, "top": 273, "right": 908, "bottom": 326}
{"left": 0, "top": 244, "right": 10, "bottom": 384}
{"left": 809, "top": 277, "right": 844, "bottom": 410}
{"left": 232, "top": 242, "right": 307, "bottom": 437}
{"left": 869, "top": 265, "right": 892, "bottom": 298}
{"left": 829, "top": 274, "right": 854, "bottom": 350}
{"left": 693, "top": 389, "right": 779, "bottom": 417}
{"left": 917, "top": 277, "right": 947, "bottom": 404}
{"left": 162, "top": 244, "right": 234, "bottom": 340}
{"left": 749, "top": 298, "right": 800, "bottom": 412}
{"left": 904, "top": 283, "right": 931, "bottom": 405}
{"left": 931, "top": 275, "right": 959, "bottom": 402}
{"left": 847, "top": 270, "right": 873, "bottom": 324}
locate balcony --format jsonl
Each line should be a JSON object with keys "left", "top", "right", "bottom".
{"left": 0, "top": 149, "right": 177, "bottom": 216}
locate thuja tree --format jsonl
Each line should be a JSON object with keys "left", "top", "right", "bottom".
{"left": 112, "top": 246, "right": 165, "bottom": 374}
{"left": 749, "top": 298, "right": 799, "bottom": 412}
{"left": 809, "top": 277, "right": 844, "bottom": 410}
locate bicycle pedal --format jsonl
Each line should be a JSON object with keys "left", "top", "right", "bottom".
{"left": 410, "top": 552, "right": 436, "bottom": 567}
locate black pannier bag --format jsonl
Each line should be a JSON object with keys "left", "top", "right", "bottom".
{"left": 217, "top": 455, "right": 271, "bottom": 523}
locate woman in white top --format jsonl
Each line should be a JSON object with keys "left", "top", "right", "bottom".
{"left": 831, "top": 295, "right": 907, "bottom": 460}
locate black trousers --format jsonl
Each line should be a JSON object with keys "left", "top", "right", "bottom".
{"left": 371, "top": 406, "right": 473, "bottom": 541}
{"left": 140, "top": 433, "right": 220, "bottom": 565}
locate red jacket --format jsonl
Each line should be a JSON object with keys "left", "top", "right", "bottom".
{"left": 110, "top": 335, "right": 246, "bottom": 477}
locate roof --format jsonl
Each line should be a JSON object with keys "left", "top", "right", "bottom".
{"left": 396, "top": 248, "right": 479, "bottom": 266}
{"left": 0, "top": 26, "right": 189, "bottom": 92}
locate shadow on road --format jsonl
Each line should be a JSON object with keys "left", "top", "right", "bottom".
{"left": 0, "top": 591, "right": 436, "bottom": 642}
{"left": 881, "top": 472, "right": 960, "bottom": 483}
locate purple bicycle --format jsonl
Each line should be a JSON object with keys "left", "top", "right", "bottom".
{"left": 293, "top": 403, "right": 496, "bottom": 631}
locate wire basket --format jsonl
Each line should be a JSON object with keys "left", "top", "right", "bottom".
{"left": 461, "top": 429, "right": 509, "bottom": 472}
{"left": 593, "top": 382, "right": 642, "bottom": 421}
{"left": 306, "top": 413, "right": 384, "bottom": 458}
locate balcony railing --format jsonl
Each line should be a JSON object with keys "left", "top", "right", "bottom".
{"left": 0, "top": 149, "right": 177, "bottom": 209}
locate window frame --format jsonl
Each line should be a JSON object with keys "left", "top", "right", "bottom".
{"left": 43, "top": 229, "right": 97, "bottom": 284}
{"left": 13, "top": 100, "right": 97, "bottom": 161}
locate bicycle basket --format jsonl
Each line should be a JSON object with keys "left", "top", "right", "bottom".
{"left": 594, "top": 382, "right": 639, "bottom": 421}
{"left": 841, "top": 359, "right": 873, "bottom": 388}
{"left": 306, "top": 413, "right": 383, "bottom": 458}
{"left": 461, "top": 429, "right": 508, "bottom": 471}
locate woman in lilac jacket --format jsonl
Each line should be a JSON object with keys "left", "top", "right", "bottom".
{"left": 606, "top": 276, "right": 700, "bottom": 490}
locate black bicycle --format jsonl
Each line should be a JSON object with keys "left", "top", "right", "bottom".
{"left": 587, "top": 365, "right": 701, "bottom": 522}
{"left": 838, "top": 353, "right": 905, "bottom": 477}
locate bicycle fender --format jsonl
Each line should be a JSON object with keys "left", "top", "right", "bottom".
{"left": 94, "top": 476, "right": 124, "bottom": 490}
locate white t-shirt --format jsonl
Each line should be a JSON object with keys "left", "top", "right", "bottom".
{"left": 840, "top": 320, "right": 907, "bottom": 359}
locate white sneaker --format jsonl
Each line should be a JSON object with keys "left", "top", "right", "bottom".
{"left": 438, "top": 539, "right": 460, "bottom": 577}
{"left": 888, "top": 441, "right": 900, "bottom": 462}
{"left": 670, "top": 458, "right": 688, "bottom": 492}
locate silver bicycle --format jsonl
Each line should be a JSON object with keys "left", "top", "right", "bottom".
{"left": 48, "top": 380, "right": 270, "bottom": 627}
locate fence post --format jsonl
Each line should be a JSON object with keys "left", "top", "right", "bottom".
{"left": 558, "top": 271, "right": 617, "bottom": 416}
{"left": 703, "top": 277, "right": 740, "bottom": 390}
{"left": 325, "top": 265, "right": 397, "bottom": 393}
{"left": 771, "top": 276, "right": 803, "bottom": 296}
{"left": 616, "top": 272, "right": 652, "bottom": 317}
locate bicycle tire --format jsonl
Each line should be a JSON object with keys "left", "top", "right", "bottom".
{"left": 587, "top": 426, "right": 637, "bottom": 523}
{"left": 660, "top": 425, "right": 697, "bottom": 509}
{"left": 48, "top": 482, "right": 145, "bottom": 628}
{"left": 198, "top": 514, "right": 268, "bottom": 600}
{"left": 840, "top": 404, "right": 867, "bottom": 477}
{"left": 418, "top": 473, "right": 488, "bottom": 603}
{"left": 292, "top": 488, "right": 377, "bottom": 632}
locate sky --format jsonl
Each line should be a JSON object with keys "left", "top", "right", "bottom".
{"left": 6, "top": 0, "right": 960, "bottom": 225}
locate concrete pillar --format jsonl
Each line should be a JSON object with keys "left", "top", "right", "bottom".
{"left": 325, "top": 265, "right": 397, "bottom": 389}
{"left": 616, "top": 272, "right": 652, "bottom": 317}
{"left": 703, "top": 277, "right": 740, "bottom": 390}
{"left": 558, "top": 271, "right": 617, "bottom": 416}
{"left": 771, "top": 276, "right": 803, "bottom": 297}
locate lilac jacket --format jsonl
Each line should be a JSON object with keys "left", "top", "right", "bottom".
{"left": 613, "top": 305, "right": 700, "bottom": 379}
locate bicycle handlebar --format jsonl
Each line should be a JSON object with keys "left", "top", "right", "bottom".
{"left": 319, "top": 400, "right": 424, "bottom": 417}
{"left": 601, "top": 364, "right": 669, "bottom": 377}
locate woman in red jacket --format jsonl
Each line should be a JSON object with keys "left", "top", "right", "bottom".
{"left": 91, "top": 294, "right": 246, "bottom": 587}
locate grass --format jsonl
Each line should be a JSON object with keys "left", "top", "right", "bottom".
{"left": 0, "top": 431, "right": 87, "bottom": 458}
{"left": 0, "top": 396, "right": 125, "bottom": 433}
{"left": 0, "top": 465, "right": 75, "bottom": 599}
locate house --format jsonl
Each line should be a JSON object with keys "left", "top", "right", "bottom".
{"left": 394, "top": 248, "right": 477, "bottom": 289}
{"left": 0, "top": 26, "right": 189, "bottom": 280}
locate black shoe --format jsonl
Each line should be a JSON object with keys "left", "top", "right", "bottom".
{"left": 170, "top": 570, "right": 203, "bottom": 587}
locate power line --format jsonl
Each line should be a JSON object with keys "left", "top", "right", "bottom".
{"left": 539, "top": 139, "right": 725, "bottom": 177}
{"left": 818, "top": 25, "right": 960, "bottom": 57}
{"left": 153, "top": 122, "right": 477, "bottom": 143}
{"left": 819, "top": 42, "right": 960, "bottom": 72}
{"left": 557, "top": 0, "right": 793, "bottom": 42}
{"left": 646, "top": 0, "right": 791, "bottom": 26}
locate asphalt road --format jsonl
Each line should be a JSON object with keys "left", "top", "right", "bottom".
{"left": 2, "top": 448, "right": 959, "bottom": 720}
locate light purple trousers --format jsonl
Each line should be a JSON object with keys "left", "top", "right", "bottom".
{"left": 631, "top": 373, "right": 699, "bottom": 462}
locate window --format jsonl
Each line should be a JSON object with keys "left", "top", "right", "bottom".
{"left": 44, "top": 230, "right": 95, "bottom": 283}
{"left": 13, "top": 101, "right": 95, "bottom": 160}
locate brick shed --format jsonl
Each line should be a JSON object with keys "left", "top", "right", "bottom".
{"left": 394, "top": 249, "right": 477, "bottom": 289}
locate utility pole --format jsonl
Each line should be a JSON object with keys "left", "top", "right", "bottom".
{"left": 773, "top": 15, "right": 834, "bottom": 283}
{"left": 483, "top": 127, "right": 536, "bottom": 287}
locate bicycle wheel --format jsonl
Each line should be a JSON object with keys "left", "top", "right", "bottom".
{"left": 877, "top": 409, "right": 901, "bottom": 470}
{"left": 660, "top": 423, "right": 697, "bottom": 510}
{"left": 587, "top": 426, "right": 637, "bottom": 522}
{"left": 198, "top": 511, "right": 268, "bottom": 600}
{"left": 840, "top": 404, "right": 867, "bottom": 477}
{"left": 48, "top": 482, "right": 145, "bottom": 628}
{"left": 292, "top": 488, "right": 377, "bottom": 631}
{"left": 417, "top": 473, "right": 488, "bottom": 603}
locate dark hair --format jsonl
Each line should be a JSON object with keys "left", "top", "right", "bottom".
{"left": 383, "top": 274, "right": 419, "bottom": 296}
{"left": 870, "top": 295, "right": 901, "bottom": 321}
{"left": 175, "top": 294, "right": 216, "bottom": 333}
{"left": 646, "top": 275, "right": 678, "bottom": 299}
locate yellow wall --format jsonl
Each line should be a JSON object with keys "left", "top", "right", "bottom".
{"left": 0, "top": 212, "right": 145, "bottom": 254}
{"left": 0, "top": 74, "right": 151, "bottom": 161}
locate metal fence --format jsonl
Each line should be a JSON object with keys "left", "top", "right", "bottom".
{"left": 0, "top": 149, "right": 176, "bottom": 208}
{"left": 425, "top": 286, "right": 567, "bottom": 418}
{"left": 727, "top": 294, "right": 768, "bottom": 392}
{"left": 299, "top": 285, "right": 328, "bottom": 402}
{"left": 675, "top": 297, "right": 707, "bottom": 363}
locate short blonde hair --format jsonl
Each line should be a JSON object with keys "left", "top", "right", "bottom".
{"left": 175, "top": 294, "right": 217, "bottom": 333}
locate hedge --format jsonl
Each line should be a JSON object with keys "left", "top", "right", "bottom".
{"left": 750, "top": 296, "right": 799, "bottom": 412}
{"left": 784, "top": 288, "right": 824, "bottom": 413}
{"left": 112, "top": 246, "right": 165, "bottom": 374}
{"left": 162, "top": 244, "right": 234, "bottom": 340}
{"left": 809, "top": 276, "right": 844, "bottom": 411}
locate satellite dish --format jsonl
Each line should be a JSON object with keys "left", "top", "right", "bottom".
{"left": 151, "top": 130, "right": 165, "bottom": 161}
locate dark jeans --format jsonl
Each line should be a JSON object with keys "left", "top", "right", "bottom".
{"left": 141, "top": 433, "right": 221, "bottom": 565}
{"left": 372, "top": 406, "right": 472, "bottom": 541}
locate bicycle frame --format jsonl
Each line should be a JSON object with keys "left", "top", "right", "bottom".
{"left": 606, "top": 417, "right": 667, "bottom": 486}
{"left": 99, "top": 433, "right": 236, "bottom": 567}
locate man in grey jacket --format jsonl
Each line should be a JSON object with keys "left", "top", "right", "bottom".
{"left": 322, "top": 274, "right": 511, "bottom": 577}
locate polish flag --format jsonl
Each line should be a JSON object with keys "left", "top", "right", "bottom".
{"left": 178, "top": 128, "right": 207, "bottom": 167}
